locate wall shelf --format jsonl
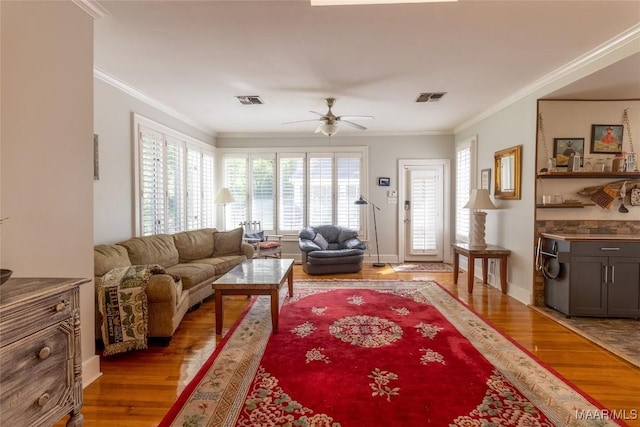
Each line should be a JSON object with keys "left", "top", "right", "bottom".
{"left": 537, "top": 171, "right": 640, "bottom": 179}
{"left": 536, "top": 203, "right": 596, "bottom": 209}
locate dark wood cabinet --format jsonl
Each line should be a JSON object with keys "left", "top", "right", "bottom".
{"left": 542, "top": 237, "right": 640, "bottom": 318}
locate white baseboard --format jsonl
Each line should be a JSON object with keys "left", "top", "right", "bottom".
{"left": 82, "top": 354, "right": 102, "bottom": 388}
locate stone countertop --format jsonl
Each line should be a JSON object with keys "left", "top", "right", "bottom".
{"left": 541, "top": 233, "right": 640, "bottom": 242}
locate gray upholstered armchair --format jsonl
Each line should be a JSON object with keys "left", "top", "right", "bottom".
{"left": 298, "top": 225, "right": 366, "bottom": 275}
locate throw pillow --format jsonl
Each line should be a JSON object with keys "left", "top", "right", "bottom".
{"left": 313, "top": 233, "right": 329, "bottom": 250}
{"left": 213, "top": 227, "right": 244, "bottom": 256}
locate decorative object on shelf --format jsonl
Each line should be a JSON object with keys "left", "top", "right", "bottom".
{"left": 618, "top": 181, "right": 629, "bottom": 213}
{"left": 631, "top": 185, "right": 640, "bottom": 206}
{"left": 480, "top": 168, "right": 491, "bottom": 190}
{"left": 0, "top": 269, "right": 12, "bottom": 285}
{"left": 591, "top": 124, "right": 623, "bottom": 154}
{"left": 577, "top": 179, "right": 640, "bottom": 197}
{"left": 494, "top": 145, "right": 522, "bottom": 199}
{"left": 354, "top": 195, "right": 384, "bottom": 267}
{"left": 378, "top": 177, "right": 390, "bottom": 186}
{"left": 622, "top": 108, "right": 638, "bottom": 172}
{"left": 590, "top": 185, "right": 617, "bottom": 209}
{"left": 553, "top": 138, "right": 584, "bottom": 168}
{"left": 463, "top": 189, "right": 496, "bottom": 248}
{"left": 537, "top": 112, "right": 556, "bottom": 172}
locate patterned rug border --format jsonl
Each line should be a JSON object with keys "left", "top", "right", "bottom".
{"left": 160, "top": 280, "right": 621, "bottom": 427}
{"left": 531, "top": 305, "right": 640, "bottom": 369}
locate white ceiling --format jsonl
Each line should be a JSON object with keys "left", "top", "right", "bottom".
{"left": 93, "top": 0, "right": 640, "bottom": 137}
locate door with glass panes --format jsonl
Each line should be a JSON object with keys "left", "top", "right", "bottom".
{"left": 402, "top": 163, "right": 444, "bottom": 262}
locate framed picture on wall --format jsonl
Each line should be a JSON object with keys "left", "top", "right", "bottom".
{"left": 480, "top": 168, "right": 491, "bottom": 190}
{"left": 553, "top": 138, "right": 584, "bottom": 167}
{"left": 591, "top": 124, "right": 623, "bottom": 154}
{"left": 378, "top": 177, "right": 390, "bottom": 186}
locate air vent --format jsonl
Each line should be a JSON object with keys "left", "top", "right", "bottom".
{"left": 235, "top": 96, "right": 264, "bottom": 105}
{"left": 415, "top": 92, "right": 447, "bottom": 103}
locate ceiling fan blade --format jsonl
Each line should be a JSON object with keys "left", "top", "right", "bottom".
{"left": 341, "top": 120, "right": 367, "bottom": 131}
{"left": 338, "top": 115, "right": 374, "bottom": 120}
{"left": 282, "top": 119, "right": 320, "bottom": 125}
{"left": 310, "top": 111, "right": 326, "bottom": 118}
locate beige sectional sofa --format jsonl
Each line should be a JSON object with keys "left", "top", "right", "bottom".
{"left": 94, "top": 227, "right": 254, "bottom": 343}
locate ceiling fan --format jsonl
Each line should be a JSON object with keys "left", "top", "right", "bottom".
{"left": 284, "top": 98, "right": 374, "bottom": 136}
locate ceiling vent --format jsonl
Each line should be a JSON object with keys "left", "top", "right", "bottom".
{"left": 415, "top": 92, "right": 447, "bottom": 103}
{"left": 235, "top": 95, "right": 264, "bottom": 105}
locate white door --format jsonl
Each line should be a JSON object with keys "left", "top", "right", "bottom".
{"left": 401, "top": 162, "right": 445, "bottom": 262}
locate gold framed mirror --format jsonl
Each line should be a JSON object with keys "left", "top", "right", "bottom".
{"left": 494, "top": 145, "right": 522, "bottom": 199}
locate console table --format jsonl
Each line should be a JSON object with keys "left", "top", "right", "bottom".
{"left": 452, "top": 243, "right": 510, "bottom": 294}
{"left": 0, "top": 277, "right": 89, "bottom": 427}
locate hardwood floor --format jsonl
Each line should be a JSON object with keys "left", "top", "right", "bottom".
{"left": 59, "top": 265, "right": 640, "bottom": 426}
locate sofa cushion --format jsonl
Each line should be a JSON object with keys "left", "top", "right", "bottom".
{"left": 193, "top": 255, "right": 246, "bottom": 276}
{"left": 173, "top": 228, "right": 216, "bottom": 261}
{"left": 213, "top": 227, "right": 244, "bottom": 256}
{"left": 313, "top": 225, "right": 342, "bottom": 243}
{"left": 94, "top": 245, "right": 132, "bottom": 277}
{"left": 298, "top": 227, "right": 316, "bottom": 241}
{"left": 307, "top": 248, "right": 364, "bottom": 259}
{"left": 119, "top": 234, "right": 180, "bottom": 268}
{"left": 338, "top": 228, "right": 359, "bottom": 243}
{"left": 313, "top": 233, "right": 329, "bottom": 250}
{"left": 165, "top": 263, "right": 215, "bottom": 291}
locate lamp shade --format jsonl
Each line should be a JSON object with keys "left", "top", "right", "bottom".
{"left": 214, "top": 187, "right": 235, "bottom": 204}
{"left": 318, "top": 122, "right": 339, "bottom": 137}
{"left": 463, "top": 189, "right": 496, "bottom": 210}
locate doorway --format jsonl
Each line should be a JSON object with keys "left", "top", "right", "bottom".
{"left": 398, "top": 159, "right": 450, "bottom": 263}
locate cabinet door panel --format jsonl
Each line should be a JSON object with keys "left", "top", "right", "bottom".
{"left": 608, "top": 257, "right": 640, "bottom": 317}
{"left": 570, "top": 256, "right": 607, "bottom": 316}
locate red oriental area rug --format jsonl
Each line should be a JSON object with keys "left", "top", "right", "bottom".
{"left": 160, "top": 281, "right": 622, "bottom": 427}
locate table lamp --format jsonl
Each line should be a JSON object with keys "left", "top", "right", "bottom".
{"left": 463, "top": 189, "right": 496, "bottom": 248}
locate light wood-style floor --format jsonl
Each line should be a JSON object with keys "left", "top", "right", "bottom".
{"left": 57, "top": 265, "right": 640, "bottom": 426}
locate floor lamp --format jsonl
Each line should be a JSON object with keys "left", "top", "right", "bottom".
{"left": 214, "top": 187, "right": 235, "bottom": 229}
{"left": 355, "top": 195, "right": 385, "bottom": 267}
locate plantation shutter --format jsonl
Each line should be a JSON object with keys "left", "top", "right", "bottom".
{"left": 139, "top": 126, "right": 165, "bottom": 236}
{"left": 455, "top": 140, "right": 473, "bottom": 242}
{"left": 223, "top": 154, "right": 248, "bottom": 230}
{"left": 308, "top": 154, "right": 333, "bottom": 225}
{"left": 336, "top": 154, "right": 361, "bottom": 230}
{"left": 279, "top": 154, "right": 305, "bottom": 233}
{"left": 252, "top": 154, "right": 276, "bottom": 231}
{"left": 201, "top": 151, "right": 215, "bottom": 228}
{"left": 164, "top": 135, "right": 185, "bottom": 234}
{"left": 186, "top": 146, "right": 202, "bottom": 230}
{"left": 410, "top": 168, "right": 438, "bottom": 253}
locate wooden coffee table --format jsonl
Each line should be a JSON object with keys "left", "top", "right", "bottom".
{"left": 212, "top": 258, "right": 294, "bottom": 334}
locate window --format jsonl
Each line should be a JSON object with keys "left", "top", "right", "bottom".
{"left": 135, "top": 114, "right": 215, "bottom": 236}
{"left": 220, "top": 148, "right": 366, "bottom": 235}
{"left": 455, "top": 136, "right": 477, "bottom": 242}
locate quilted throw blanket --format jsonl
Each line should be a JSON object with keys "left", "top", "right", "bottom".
{"left": 98, "top": 265, "right": 155, "bottom": 356}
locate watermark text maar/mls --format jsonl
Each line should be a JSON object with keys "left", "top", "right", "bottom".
{"left": 576, "top": 409, "right": 638, "bottom": 421}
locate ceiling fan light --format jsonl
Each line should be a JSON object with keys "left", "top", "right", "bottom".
{"left": 319, "top": 122, "right": 339, "bottom": 136}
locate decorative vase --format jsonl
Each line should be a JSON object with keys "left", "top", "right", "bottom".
{"left": 0, "top": 269, "right": 13, "bottom": 285}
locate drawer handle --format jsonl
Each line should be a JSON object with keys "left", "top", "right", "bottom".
{"left": 54, "top": 302, "right": 66, "bottom": 312}
{"left": 38, "top": 346, "right": 51, "bottom": 360}
{"left": 37, "top": 393, "right": 50, "bottom": 407}
{"left": 600, "top": 247, "right": 621, "bottom": 251}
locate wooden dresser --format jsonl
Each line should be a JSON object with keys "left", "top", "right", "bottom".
{"left": 0, "top": 278, "right": 89, "bottom": 426}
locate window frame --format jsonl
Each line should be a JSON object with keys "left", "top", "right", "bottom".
{"left": 218, "top": 146, "right": 368, "bottom": 238}
{"left": 134, "top": 114, "right": 216, "bottom": 236}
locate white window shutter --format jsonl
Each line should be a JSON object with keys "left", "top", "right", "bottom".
{"left": 278, "top": 154, "right": 305, "bottom": 232}
{"left": 139, "top": 126, "right": 165, "bottom": 235}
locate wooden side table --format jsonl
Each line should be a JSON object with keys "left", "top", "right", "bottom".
{"left": 452, "top": 242, "right": 510, "bottom": 294}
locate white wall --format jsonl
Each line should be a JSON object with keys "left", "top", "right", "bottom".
{"left": 1, "top": 1, "right": 98, "bottom": 383}
{"left": 216, "top": 134, "right": 455, "bottom": 262}
{"left": 455, "top": 42, "right": 640, "bottom": 305}
{"left": 94, "top": 79, "right": 215, "bottom": 244}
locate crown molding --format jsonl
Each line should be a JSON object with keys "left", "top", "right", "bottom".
{"left": 71, "top": 0, "right": 109, "bottom": 19}
{"left": 455, "top": 23, "right": 640, "bottom": 134}
{"left": 94, "top": 68, "right": 215, "bottom": 136}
